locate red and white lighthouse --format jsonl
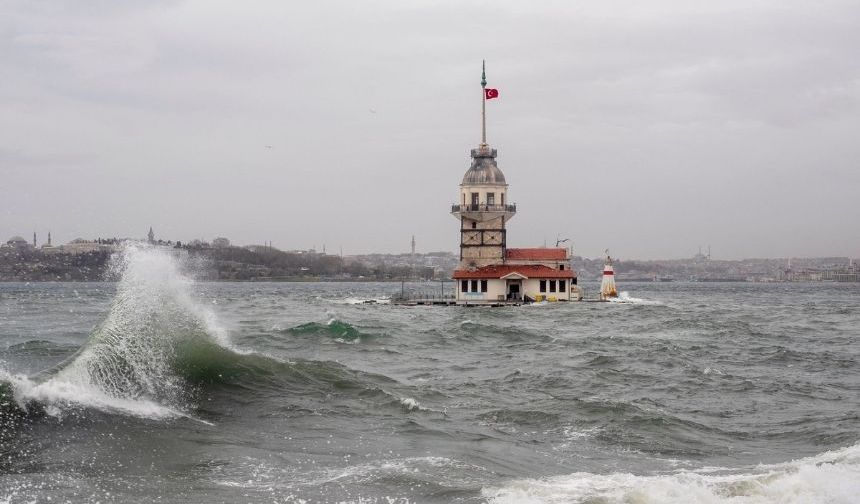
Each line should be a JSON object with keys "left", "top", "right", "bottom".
{"left": 600, "top": 251, "right": 618, "bottom": 301}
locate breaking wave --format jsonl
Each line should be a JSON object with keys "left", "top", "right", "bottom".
{"left": 0, "top": 244, "right": 238, "bottom": 420}
{"left": 484, "top": 442, "right": 860, "bottom": 504}
{"left": 0, "top": 245, "right": 407, "bottom": 426}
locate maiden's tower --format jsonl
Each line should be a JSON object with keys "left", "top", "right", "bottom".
{"left": 451, "top": 63, "right": 578, "bottom": 304}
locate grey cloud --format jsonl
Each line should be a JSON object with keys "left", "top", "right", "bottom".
{"left": 1, "top": 0, "right": 858, "bottom": 258}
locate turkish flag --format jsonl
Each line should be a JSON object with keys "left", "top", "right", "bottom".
{"left": 484, "top": 88, "right": 499, "bottom": 99}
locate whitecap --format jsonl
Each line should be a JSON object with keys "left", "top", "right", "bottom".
{"left": 2, "top": 370, "right": 182, "bottom": 420}
{"left": 608, "top": 291, "right": 662, "bottom": 305}
{"left": 484, "top": 442, "right": 860, "bottom": 504}
{"left": 327, "top": 296, "right": 391, "bottom": 305}
{"left": 400, "top": 397, "right": 422, "bottom": 411}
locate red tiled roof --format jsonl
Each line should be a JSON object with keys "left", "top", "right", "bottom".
{"left": 505, "top": 248, "right": 567, "bottom": 261}
{"left": 453, "top": 264, "right": 574, "bottom": 279}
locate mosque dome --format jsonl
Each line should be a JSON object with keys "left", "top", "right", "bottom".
{"left": 461, "top": 147, "right": 506, "bottom": 186}
{"left": 6, "top": 236, "right": 30, "bottom": 248}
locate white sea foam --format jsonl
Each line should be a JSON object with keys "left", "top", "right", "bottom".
{"left": 328, "top": 296, "right": 391, "bottom": 305}
{"left": 484, "top": 442, "right": 860, "bottom": 504}
{"left": 399, "top": 397, "right": 421, "bottom": 411}
{"left": 319, "top": 456, "right": 473, "bottom": 486}
{"left": 562, "top": 425, "right": 602, "bottom": 441}
{"left": 334, "top": 337, "right": 361, "bottom": 345}
{"left": 210, "top": 455, "right": 462, "bottom": 491}
{"left": 608, "top": 291, "right": 662, "bottom": 305}
{"left": 2, "top": 369, "right": 181, "bottom": 419}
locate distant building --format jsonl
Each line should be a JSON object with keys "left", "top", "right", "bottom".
{"left": 693, "top": 245, "right": 711, "bottom": 263}
{"left": 63, "top": 238, "right": 116, "bottom": 255}
{"left": 4, "top": 236, "right": 31, "bottom": 250}
{"left": 41, "top": 232, "right": 61, "bottom": 254}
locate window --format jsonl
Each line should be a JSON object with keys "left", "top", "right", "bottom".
{"left": 487, "top": 192, "right": 495, "bottom": 205}
{"left": 501, "top": 193, "right": 505, "bottom": 205}
{"left": 471, "top": 222, "right": 477, "bottom": 229}
{"left": 481, "top": 280, "right": 488, "bottom": 292}
{"left": 471, "top": 280, "right": 478, "bottom": 292}
{"left": 549, "top": 281, "right": 556, "bottom": 293}
{"left": 539, "top": 280, "right": 546, "bottom": 292}
{"left": 560, "top": 264, "right": 565, "bottom": 270}
{"left": 559, "top": 280, "right": 566, "bottom": 292}
{"left": 461, "top": 280, "right": 468, "bottom": 292}
{"left": 471, "top": 192, "right": 479, "bottom": 205}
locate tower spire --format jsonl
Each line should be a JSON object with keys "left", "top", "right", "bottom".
{"left": 481, "top": 60, "right": 487, "bottom": 146}
{"left": 481, "top": 60, "right": 487, "bottom": 88}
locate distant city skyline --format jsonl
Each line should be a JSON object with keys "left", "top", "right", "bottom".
{"left": 2, "top": 1, "right": 859, "bottom": 260}
{"left": 4, "top": 229, "right": 857, "bottom": 262}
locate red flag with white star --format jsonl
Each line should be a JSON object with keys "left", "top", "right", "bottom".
{"left": 484, "top": 88, "right": 499, "bottom": 99}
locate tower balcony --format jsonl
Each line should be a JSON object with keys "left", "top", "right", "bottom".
{"left": 451, "top": 203, "right": 517, "bottom": 220}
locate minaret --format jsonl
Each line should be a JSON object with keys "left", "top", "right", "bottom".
{"left": 147, "top": 227, "right": 155, "bottom": 244}
{"left": 48, "top": 232, "right": 51, "bottom": 246}
{"left": 33, "top": 232, "right": 37, "bottom": 247}
{"left": 451, "top": 61, "right": 515, "bottom": 268}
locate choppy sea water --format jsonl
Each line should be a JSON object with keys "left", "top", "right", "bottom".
{"left": 1, "top": 246, "right": 859, "bottom": 503}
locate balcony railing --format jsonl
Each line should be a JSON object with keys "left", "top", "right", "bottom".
{"left": 451, "top": 203, "right": 517, "bottom": 213}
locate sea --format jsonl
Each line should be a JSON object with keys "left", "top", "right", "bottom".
{"left": 1, "top": 245, "right": 859, "bottom": 503}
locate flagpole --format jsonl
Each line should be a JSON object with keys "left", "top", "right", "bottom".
{"left": 481, "top": 60, "right": 487, "bottom": 146}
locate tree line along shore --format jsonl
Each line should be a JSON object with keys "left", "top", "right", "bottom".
{"left": 0, "top": 245, "right": 444, "bottom": 282}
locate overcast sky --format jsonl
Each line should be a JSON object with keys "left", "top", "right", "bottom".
{"left": 1, "top": 0, "right": 858, "bottom": 259}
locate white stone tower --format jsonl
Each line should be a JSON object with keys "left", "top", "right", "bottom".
{"left": 451, "top": 61, "right": 516, "bottom": 268}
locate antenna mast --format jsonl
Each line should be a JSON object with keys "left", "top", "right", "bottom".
{"left": 481, "top": 60, "right": 487, "bottom": 146}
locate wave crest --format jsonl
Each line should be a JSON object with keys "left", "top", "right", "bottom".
{"left": 484, "top": 442, "right": 860, "bottom": 504}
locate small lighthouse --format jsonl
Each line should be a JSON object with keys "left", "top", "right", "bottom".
{"left": 600, "top": 251, "right": 618, "bottom": 301}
